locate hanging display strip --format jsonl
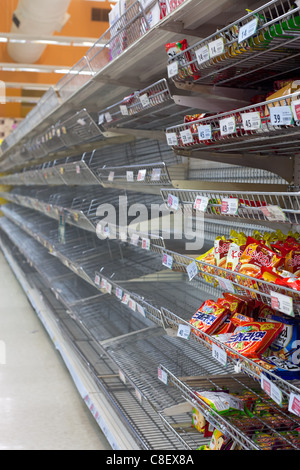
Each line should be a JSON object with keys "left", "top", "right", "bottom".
{"left": 165, "top": 90, "right": 300, "bottom": 154}
{"left": 159, "top": 306, "right": 300, "bottom": 403}
{"left": 160, "top": 188, "right": 299, "bottom": 225}
{"left": 160, "top": 247, "right": 300, "bottom": 316}
{"left": 98, "top": 79, "right": 173, "bottom": 128}
{"left": 166, "top": 0, "right": 300, "bottom": 88}
{"left": 158, "top": 366, "right": 300, "bottom": 450}
{"left": 97, "top": 162, "right": 172, "bottom": 187}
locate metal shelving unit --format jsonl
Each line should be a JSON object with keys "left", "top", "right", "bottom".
{"left": 2, "top": 0, "right": 300, "bottom": 451}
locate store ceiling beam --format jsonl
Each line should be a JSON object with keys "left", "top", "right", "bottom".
{"left": 0, "top": 32, "right": 100, "bottom": 48}
{"left": 4, "top": 82, "right": 53, "bottom": 91}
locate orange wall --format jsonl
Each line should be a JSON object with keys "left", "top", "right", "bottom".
{"left": 0, "top": 0, "right": 111, "bottom": 118}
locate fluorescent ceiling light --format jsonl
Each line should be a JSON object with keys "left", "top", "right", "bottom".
{"left": 0, "top": 33, "right": 99, "bottom": 47}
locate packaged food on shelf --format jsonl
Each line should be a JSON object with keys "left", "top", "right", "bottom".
{"left": 265, "top": 80, "right": 300, "bottom": 116}
{"left": 197, "top": 428, "right": 239, "bottom": 450}
{"left": 165, "top": 39, "right": 200, "bottom": 80}
{"left": 192, "top": 408, "right": 214, "bottom": 437}
{"left": 224, "top": 320, "right": 283, "bottom": 359}
{"left": 194, "top": 390, "right": 246, "bottom": 416}
{"left": 109, "top": 0, "right": 127, "bottom": 60}
{"left": 190, "top": 299, "right": 230, "bottom": 336}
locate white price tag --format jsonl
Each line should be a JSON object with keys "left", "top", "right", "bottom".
{"left": 198, "top": 124, "right": 212, "bottom": 141}
{"left": 106, "top": 282, "right": 112, "bottom": 294}
{"left": 186, "top": 260, "right": 198, "bottom": 281}
{"left": 137, "top": 169, "right": 146, "bottom": 181}
{"left": 142, "top": 238, "right": 150, "bottom": 250}
{"left": 289, "top": 393, "right": 300, "bottom": 417}
{"left": 135, "top": 388, "right": 143, "bottom": 404}
{"left": 151, "top": 168, "right": 162, "bottom": 181}
{"left": 162, "top": 253, "right": 173, "bottom": 269}
{"left": 216, "top": 276, "right": 235, "bottom": 293}
{"left": 137, "top": 303, "right": 146, "bottom": 317}
{"left": 94, "top": 274, "right": 100, "bottom": 286}
{"left": 208, "top": 38, "right": 224, "bottom": 58}
{"left": 194, "top": 195, "right": 209, "bottom": 212}
{"left": 115, "top": 287, "right": 123, "bottom": 300}
{"left": 220, "top": 116, "right": 236, "bottom": 136}
{"left": 129, "top": 299, "right": 136, "bottom": 311}
{"left": 158, "top": 367, "right": 168, "bottom": 384}
{"left": 98, "top": 114, "right": 104, "bottom": 125}
{"left": 241, "top": 111, "right": 261, "bottom": 130}
{"left": 177, "top": 324, "right": 191, "bottom": 340}
{"left": 180, "top": 128, "right": 194, "bottom": 144}
{"left": 76, "top": 164, "right": 81, "bottom": 174}
{"left": 270, "top": 291, "right": 294, "bottom": 317}
{"left": 221, "top": 198, "right": 239, "bottom": 215}
{"left": 126, "top": 171, "right": 134, "bottom": 182}
{"left": 270, "top": 106, "right": 293, "bottom": 126}
{"left": 121, "top": 293, "right": 130, "bottom": 305}
{"left": 238, "top": 18, "right": 258, "bottom": 43}
{"left": 261, "top": 205, "right": 287, "bottom": 222}
{"left": 101, "top": 278, "right": 107, "bottom": 289}
{"left": 166, "top": 132, "right": 178, "bottom": 146}
{"left": 195, "top": 45, "right": 210, "bottom": 65}
{"left": 261, "top": 374, "right": 283, "bottom": 406}
{"left": 212, "top": 343, "right": 227, "bottom": 367}
{"left": 130, "top": 233, "right": 139, "bottom": 246}
{"left": 105, "top": 112, "right": 113, "bottom": 123}
{"left": 108, "top": 171, "right": 114, "bottom": 182}
{"left": 139, "top": 93, "right": 150, "bottom": 107}
{"left": 167, "top": 193, "right": 179, "bottom": 211}
{"left": 119, "top": 105, "right": 128, "bottom": 115}
{"left": 167, "top": 61, "right": 179, "bottom": 78}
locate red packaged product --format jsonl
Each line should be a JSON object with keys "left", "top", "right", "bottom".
{"left": 190, "top": 299, "right": 230, "bottom": 336}
{"left": 284, "top": 250, "right": 300, "bottom": 275}
{"left": 224, "top": 321, "right": 284, "bottom": 358}
{"left": 235, "top": 239, "right": 283, "bottom": 278}
{"left": 165, "top": 39, "right": 200, "bottom": 80}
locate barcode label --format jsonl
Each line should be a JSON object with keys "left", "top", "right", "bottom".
{"left": 139, "top": 93, "right": 150, "bottom": 108}
{"left": 166, "top": 132, "right": 178, "bottom": 146}
{"left": 270, "top": 106, "right": 293, "bottom": 126}
{"left": 120, "top": 105, "right": 128, "bottom": 115}
{"left": 238, "top": 18, "right": 258, "bottom": 43}
{"left": 168, "top": 61, "right": 178, "bottom": 78}
{"left": 180, "top": 128, "right": 194, "bottom": 144}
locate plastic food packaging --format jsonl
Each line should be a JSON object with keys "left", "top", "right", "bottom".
{"left": 194, "top": 390, "right": 246, "bottom": 416}
{"left": 165, "top": 39, "right": 200, "bottom": 80}
{"left": 190, "top": 299, "right": 230, "bottom": 336}
{"left": 224, "top": 321, "right": 284, "bottom": 358}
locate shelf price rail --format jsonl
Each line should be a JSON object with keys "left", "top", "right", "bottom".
{"left": 165, "top": 89, "right": 300, "bottom": 157}
{"left": 160, "top": 187, "right": 300, "bottom": 226}
{"left": 167, "top": 0, "right": 300, "bottom": 89}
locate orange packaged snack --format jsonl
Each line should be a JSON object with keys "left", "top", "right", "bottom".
{"left": 235, "top": 238, "right": 283, "bottom": 278}
{"left": 190, "top": 299, "right": 230, "bottom": 336}
{"left": 225, "top": 321, "right": 284, "bottom": 359}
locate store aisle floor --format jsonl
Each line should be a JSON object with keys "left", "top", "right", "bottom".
{"left": 0, "top": 251, "right": 111, "bottom": 450}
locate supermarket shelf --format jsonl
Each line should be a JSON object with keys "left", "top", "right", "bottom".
{"left": 167, "top": 0, "right": 300, "bottom": 90}
{"left": 0, "top": 0, "right": 263, "bottom": 171}
{"left": 158, "top": 367, "right": 300, "bottom": 450}
{"left": 160, "top": 187, "right": 300, "bottom": 228}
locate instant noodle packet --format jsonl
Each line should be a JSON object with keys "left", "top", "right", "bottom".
{"left": 190, "top": 299, "right": 230, "bottom": 336}
{"left": 235, "top": 237, "right": 283, "bottom": 278}
{"left": 224, "top": 321, "right": 284, "bottom": 358}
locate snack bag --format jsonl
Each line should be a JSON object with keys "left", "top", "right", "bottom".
{"left": 235, "top": 238, "right": 283, "bottom": 278}
{"left": 208, "top": 428, "right": 235, "bottom": 450}
{"left": 224, "top": 321, "right": 284, "bottom": 358}
{"left": 190, "top": 300, "right": 230, "bottom": 336}
{"left": 165, "top": 39, "right": 200, "bottom": 80}
{"left": 192, "top": 408, "right": 214, "bottom": 437}
{"left": 214, "top": 237, "right": 232, "bottom": 268}
{"left": 194, "top": 390, "right": 245, "bottom": 416}
{"left": 284, "top": 250, "right": 300, "bottom": 275}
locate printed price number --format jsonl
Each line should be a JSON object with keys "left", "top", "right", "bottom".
{"left": 119, "top": 105, "right": 128, "bottom": 116}
{"left": 139, "top": 93, "right": 150, "bottom": 108}
{"left": 270, "top": 106, "right": 293, "bottom": 126}
{"left": 219, "top": 116, "right": 236, "bottom": 136}
{"left": 194, "top": 195, "right": 209, "bottom": 213}
{"left": 166, "top": 132, "right": 178, "bottom": 146}
{"left": 198, "top": 124, "right": 212, "bottom": 141}
{"left": 137, "top": 169, "right": 146, "bottom": 181}
{"left": 208, "top": 38, "right": 224, "bottom": 58}
{"left": 180, "top": 128, "right": 194, "bottom": 144}
{"left": 177, "top": 324, "right": 191, "bottom": 340}
{"left": 241, "top": 111, "right": 261, "bottom": 130}
{"left": 195, "top": 45, "right": 210, "bottom": 65}
{"left": 212, "top": 343, "right": 227, "bottom": 367}
{"left": 142, "top": 238, "right": 150, "bottom": 250}
{"left": 238, "top": 17, "right": 258, "bottom": 43}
